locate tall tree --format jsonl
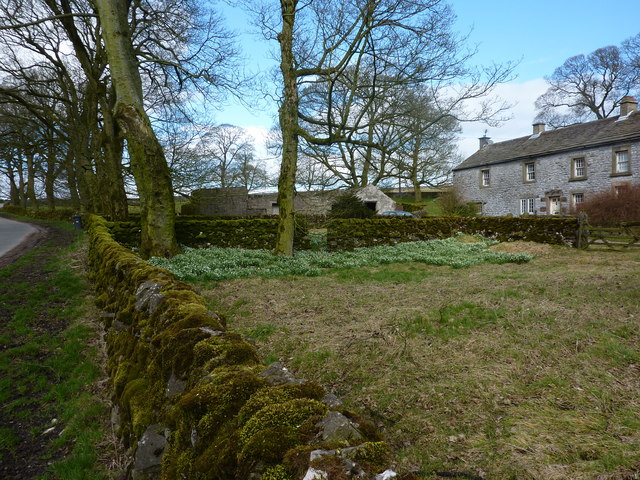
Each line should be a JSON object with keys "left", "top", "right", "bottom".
{"left": 95, "top": 0, "right": 179, "bottom": 257}
{"left": 535, "top": 36, "right": 640, "bottom": 128}
{"left": 390, "top": 91, "right": 460, "bottom": 202}
{"left": 1, "top": 0, "right": 240, "bottom": 228}
{"left": 250, "top": 0, "right": 513, "bottom": 255}
{"left": 200, "top": 125, "right": 256, "bottom": 189}
{"left": 623, "top": 32, "right": 640, "bottom": 73}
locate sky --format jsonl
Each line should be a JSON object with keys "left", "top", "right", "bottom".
{"left": 213, "top": 0, "right": 640, "bottom": 162}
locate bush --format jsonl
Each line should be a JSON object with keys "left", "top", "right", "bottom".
{"left": 439, "top": 190, "right": 478, "bottom": 216}
{"left": 577, "top": 184, "right": 640, "bottom": 226}
{"left": 328, "top": 191, "right": 375, "bottom": 219}
{"left": 394, "top": 201, "right": 424, "bottom": 213}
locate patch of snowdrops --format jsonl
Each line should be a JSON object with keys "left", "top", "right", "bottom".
{"left": 149, "top": 236, "right": 532, "bottom": 281}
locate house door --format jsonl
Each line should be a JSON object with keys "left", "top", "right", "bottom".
{"left": 271, "top": 203, "right": 279, "bottom": 215}
{"left": 549, "top": 196, "right": 561, "bottom": 215}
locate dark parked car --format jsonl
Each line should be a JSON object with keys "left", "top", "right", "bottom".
{"left": 379, "top": 211, "right": 414, "bottom": 217}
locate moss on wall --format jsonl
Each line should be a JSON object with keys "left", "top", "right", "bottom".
{"left": 85, "top": 214, "right": 394, "bottom": 479}
{"left": 327, "top": 216, "right": 580, "bottom": 250}
{"left": 105, "top": 216, "right": 311, "bottom": 251}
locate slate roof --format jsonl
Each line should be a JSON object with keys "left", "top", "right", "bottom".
{"left": 453, "top": 111, "right": 640, "bottom": 172}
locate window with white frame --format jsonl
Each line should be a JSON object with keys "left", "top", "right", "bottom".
{"left": 614, "top": 148, "right": 630, "bottom": 174}
{"left": 524, "top": 162, "right": 535, "bottom": 182}
{"left": 481, "top": 169, "right": 490, "bottom": 187}
{"left": 572, "top": 157, "right": 586, "bottom": 179}
{"left": 572, "top": 192, "right": 584, "bottom": 207}
{"left": 520, "top": 198, "right": 535, "bottom": 215}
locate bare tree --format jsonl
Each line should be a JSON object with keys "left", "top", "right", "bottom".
{"left": 248, "top": 0, "right": 514, "bottom": 255}
{"left": 232, "top": 153, "right": 273, "bottom": 192}
{"left": 390, "top": 91, "right": 460, "bottom": 202}
{"left": 623, "top": 32, "right": 640, "bottom": 77}
{"left": 95, "top": 0, "right": 180, "bottom": 257}
{"left": 200, "top": 125, "right": 256, "bottom": 188}
{"left": 535, "top": 38, "right": 640, "bottom": 128}
{"left": 157, "top": 111, "right": 212, "bottom": 199}
{"left": 1, "top": 0, "right": 242, "bottom": 255}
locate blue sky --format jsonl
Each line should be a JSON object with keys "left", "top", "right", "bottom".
{"left": 452, "top": 0, "right": 639, "bottom": 82}
{"left": 214, "top": 0, "right": 640, "bottom": 158}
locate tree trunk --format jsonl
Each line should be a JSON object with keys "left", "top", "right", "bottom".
{"left": 26, "top": 152, "right": 38, "bottom": 211}
{"left": 101, "top": 94, "right": 128, "bottom": 220}
{"left": 7, "top": 162, "right": 21, "bottom": 206}
{"left": 361, "top": 122, "right": 376, "bottom": 187}
{"left": 413, "top": 181, "right": 422, "bottom": 203}
{"left": 70, "top": 122, "right": 96, "bottom": 213}
{"left": 96, "top": 0, "right": 179, "bottom": 258}
{"left": 64, "top": 149, "right": 81, "bottom": 211}
{"left": 275, "top": 0, "right": 299, "bottom": 256}
{"left": 45, "top": 156, "right": 56, "bottom": 211}
{"left": 412, "top": 139, "right": 422, "bottom": 203}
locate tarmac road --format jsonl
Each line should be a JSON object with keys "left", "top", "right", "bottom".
{"left": 0, "top": 216, "right": 38, "bottom": 258}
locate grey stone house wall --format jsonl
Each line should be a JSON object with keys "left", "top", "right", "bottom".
{"left": 453, "top": 142, "right": 640, "bottom": 216}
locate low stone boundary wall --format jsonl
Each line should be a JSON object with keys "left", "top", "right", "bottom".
{"left": 86, "top": 214, "right": 407, "bottom": 480}
{"left": 106, "top": 217, "right": 310, "bottom": 251}
{"left": 327, "top": 216, "right": 580, "bottom": 251}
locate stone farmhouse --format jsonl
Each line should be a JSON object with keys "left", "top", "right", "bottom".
{"left": 186, "top": 184, "right": 396, "bottom": 216}
{"left": 452, "top": 96, "right": 640, "bottom": 217}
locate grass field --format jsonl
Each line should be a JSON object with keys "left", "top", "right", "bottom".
{"left": 0, "top": 222, "right": 116, "bottom": 479}
{"left": 196, "top": 242, "right": 640, "bottom": 479}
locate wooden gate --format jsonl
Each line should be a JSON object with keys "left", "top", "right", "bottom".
{"left": 577, "top": 212, "right": 640, "bottom": 249}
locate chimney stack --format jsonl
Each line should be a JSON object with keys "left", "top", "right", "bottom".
{"left": 620, "top": 96, "right": 638, "bottom": 116}
{"left": 479, "top": 134, "right": 492, "bottom": 150}
{"left": 532, "top": 123, "right": 546, "bottom": 135}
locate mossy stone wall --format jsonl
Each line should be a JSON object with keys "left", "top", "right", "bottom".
{"left": 106, "top": 217, "right": 310, "bottom": 251}
{"left": 86, "top": 215, "right": 399, "bottom": 479}
{"left": 327, "top": 216, "right": 580, "bottom": 251}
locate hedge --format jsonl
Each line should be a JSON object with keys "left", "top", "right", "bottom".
{"left": 0, "top": 205, "right": 77, "bottom": 221}
{"left": 85, "top": 214, "right": 403, "bottom": 480}
{"left": 106, "top": 217, "right": 311, "bottom": 251}
{"left": 327, "top": 216, "right": 580, "bottom": 251}
{"left": 393, "top": 201, "right": 424, "bottom": 213}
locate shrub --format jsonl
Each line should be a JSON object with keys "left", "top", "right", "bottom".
{"left": 394, "top": 201, "right": 424, "bottom": 213}
{"left": 577, "top": 184, "right": 640, "bottom": 226}
{"left": 328, "top": 191, "right": 375, "bottom": 219}
{"left": 439, "top": 189, "right": 478, "bottom": 216}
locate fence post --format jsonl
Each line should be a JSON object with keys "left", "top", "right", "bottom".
{"left": 577, "top": 211, "right": 588, "bottom": 249}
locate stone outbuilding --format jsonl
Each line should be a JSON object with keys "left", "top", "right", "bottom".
{"left": 186, "top": 185, "right": 396, "bottom": 216}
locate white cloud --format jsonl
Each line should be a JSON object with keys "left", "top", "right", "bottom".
{"left": 234, "top": 78, "right": 551, "bottom": 171}
{"left": 243, "top": 125, "right": 280, "bottom": 174}
{"left": 457, "top": 78, "right": 548, "bottom": 158}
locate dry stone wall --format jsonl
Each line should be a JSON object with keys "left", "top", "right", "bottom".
{"left": 86, "top": 215, "right": 413, "bottom": 480}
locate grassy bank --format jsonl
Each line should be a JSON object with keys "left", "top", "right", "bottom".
{"left": 0, "top": 222, "right": 116, "bottom": 479}
{"left": 194, "top": 241, "right": 640, "bottom": 479}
